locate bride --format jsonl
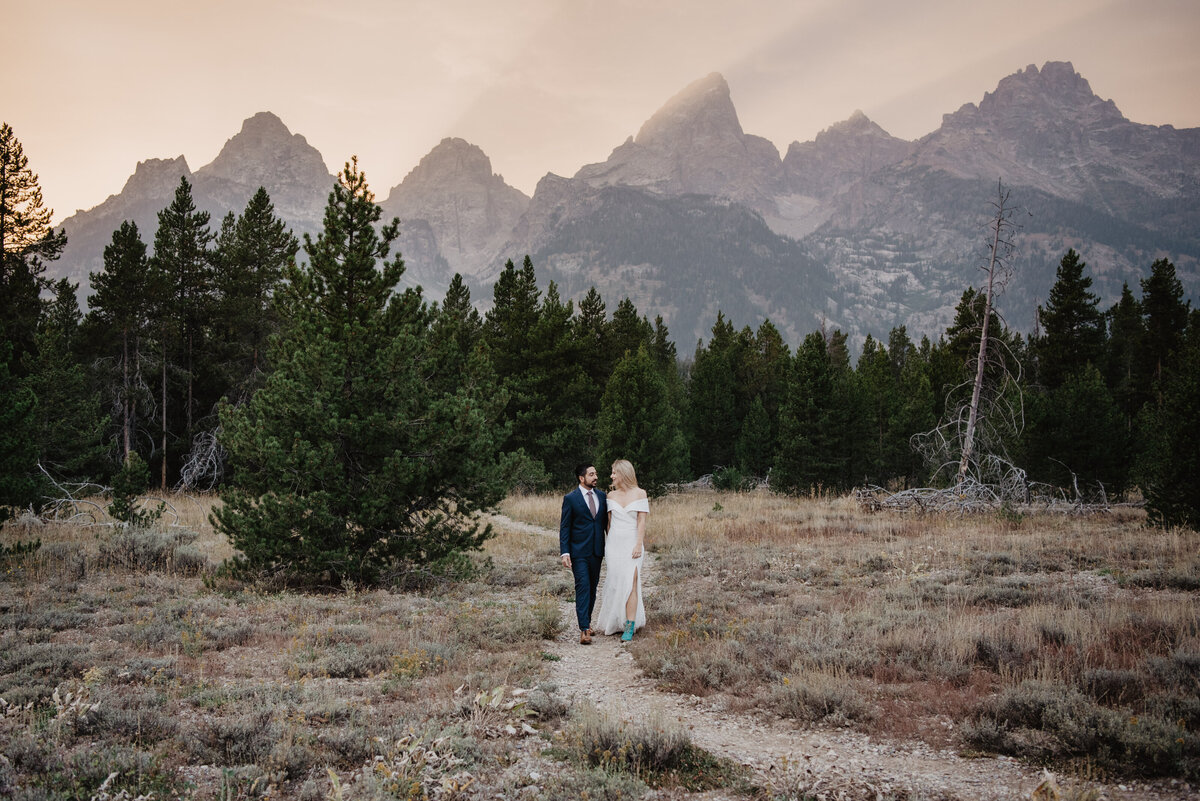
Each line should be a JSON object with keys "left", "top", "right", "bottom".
{"left": 596, "top": 459, "right": 649, "bottom": 642}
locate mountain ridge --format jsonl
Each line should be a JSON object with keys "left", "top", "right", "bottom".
{"left": 49, "top": 60, "right": 1198, "bottom": 346}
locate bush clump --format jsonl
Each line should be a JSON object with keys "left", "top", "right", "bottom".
{"left": 964, "top": 680, "right": 1199, "bottom": 779}
{"left": 566, "top": 706, "right": 743, "bottom": 790}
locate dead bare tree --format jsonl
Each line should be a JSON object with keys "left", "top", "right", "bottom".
{"left": 958, "top": 182, "right": 1021, "bottom": 483}
{"left": 177, "top": 427, "right": 226, "bottom": 491}
{"left": 911, "top": 181, "right": 1027, "bottom": 502}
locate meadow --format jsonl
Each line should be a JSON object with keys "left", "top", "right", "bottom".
{"left": 0, "top": 490, "right": 1196, "bottom": 800}
{"left": 502, "top": 490, "right": 1200, "bottom": 784}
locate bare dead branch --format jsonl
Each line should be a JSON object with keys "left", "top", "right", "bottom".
{"left": 178, "top": 427, "right": 226, "bottom": 492}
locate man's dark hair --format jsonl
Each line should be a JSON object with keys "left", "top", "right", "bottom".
{"left": 575, "top": 463, "right": 594, "bottom": 481}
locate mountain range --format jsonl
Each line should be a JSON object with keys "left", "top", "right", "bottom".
{"left": 50, "top": 61, "right": 1200, "bottom": 347}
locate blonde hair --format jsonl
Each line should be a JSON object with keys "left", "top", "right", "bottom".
{"left": 611, "top": 459, "right": 638, "bottom": 490}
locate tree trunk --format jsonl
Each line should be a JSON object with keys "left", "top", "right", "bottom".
{"left": 186, "top": 328, "right": 193, "bottom": 447}
{"left": 122, "top": 325, "right": 131, "bottom": 464}
{"left": 957, "top": 199, "right": 1005, "bottom": 484}
{"left": 161, "top": 339, "right": 168, "bottom": 490}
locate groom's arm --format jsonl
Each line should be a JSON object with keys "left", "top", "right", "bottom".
{"left": 559, "top": 494, "right": 573, "bottom": 568}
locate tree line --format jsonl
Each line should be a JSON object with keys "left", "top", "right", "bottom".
{"left": 2, "top": 121, "right": 1198, "bottom": 582}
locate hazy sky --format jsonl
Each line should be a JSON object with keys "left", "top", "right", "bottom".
{"left": 9, "top": 0, "right": 1200, "bottom": 223}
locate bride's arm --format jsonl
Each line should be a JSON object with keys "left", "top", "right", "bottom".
{"left": 633, "top": 510, "right": 646, "bottom": 558}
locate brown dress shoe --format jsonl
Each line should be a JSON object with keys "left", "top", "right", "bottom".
{"left": 580, "top": 630, "right": 592, "bottom": 645}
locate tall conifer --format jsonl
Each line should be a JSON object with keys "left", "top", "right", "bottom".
{"left": 26, "top": 279, "right": 106, "bottom": 481}
{"left": 150, "top": 177, "right": 214, "bottom": 487}
{"left": 215, "top": 159, "right": 506, "bottom": 585}
{"left": 1034, "top": 249, "right": 1105, "bottom": 390}
{"left": 212, "top": 187, "right": 297, "bottom": 395}
{"left": 1, "top": 122, "right": 66, "bottom": 372}
{"left": 597, "top": 345, "right": 689, "bottom": 494}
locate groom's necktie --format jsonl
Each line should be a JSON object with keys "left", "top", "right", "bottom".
{"left": 587, "top": 490, "right": 597, "bottom": 517}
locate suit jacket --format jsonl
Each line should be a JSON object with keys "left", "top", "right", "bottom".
{"left": 560, "top": 486, "right": 607, "bottom": 559}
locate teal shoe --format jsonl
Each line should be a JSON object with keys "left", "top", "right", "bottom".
{"left": 621, "top": 620, "right": 635, "bottom": 642}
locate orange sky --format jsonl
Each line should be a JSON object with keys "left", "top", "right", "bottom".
{"left": 8, "top": 0, "right": 1200, "bottom": 223}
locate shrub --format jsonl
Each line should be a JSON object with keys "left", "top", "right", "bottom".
{"left": 182, "top": 709, "right": 276, "bottom": 765}
{"left": 766, "top": 674, "right": 872, "bottom": 725}
{"left": 712, "top": 466, "right": 754, "bottom": 492}
{"left": 98, "top": 528, "right": 198, "bottom": 572}
{"left": 531, "top": 595, "right": 564, "bottom": 640}
{"left": 566, "top": 705, "right": 743, "bottom": 790}
{"left": 106, "top": 455, "right": 164, "bottom": 527}
{"left": 572, "top": 706, "right": 687, "bottom": 774}
{"left": 965, "top": 680, "right": 1198, "bottom": 779}
{"left": 172, "top": 544, "right": 208, "bottom": 575}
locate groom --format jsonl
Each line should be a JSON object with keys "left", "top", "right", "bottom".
{"left": 560, "top": 462, "right": 607, "bottom": 644}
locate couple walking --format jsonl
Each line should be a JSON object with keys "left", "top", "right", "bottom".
{"left": 559, "top": 459, "right": 649, "bottom": 645}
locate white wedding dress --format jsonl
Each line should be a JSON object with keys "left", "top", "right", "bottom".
{"left": 596, "top": 497, "right": 649, "bottom": 635}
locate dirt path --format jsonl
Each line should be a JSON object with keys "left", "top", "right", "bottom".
{"left": 494, "top": 515, "right": 1190, "bottom": 800}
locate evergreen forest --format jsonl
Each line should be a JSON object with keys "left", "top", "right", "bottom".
{"left": 3, "top": 122, "right": 1199, "bottom": 584}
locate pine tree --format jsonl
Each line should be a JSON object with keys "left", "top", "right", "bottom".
{"left": 597, "top": 345, "right": 689, "bottom": 495}
{"left": 890, "top": 343, "right": 936, "bottom": 487}
{"left": 686, "top": 312, "right": 739, "bottom": 476}
{"left": 916, "top": 286, "right": 1024, "bottom": 487}
{"left": 215, "top": 159, "right": 506, "bottom": 585}
{"left": 824, "top": 329, "right": 866, "bottom": 489}
{"left": 878, "top": 326, "right": 934, "bottom": 485}
{"left": 528, "top": 282, "right": 592, "bottom": 484}
{"left": 1025, "top": 364, "right": 1127, "bottom": 495}
{"left": 25, "top": 279, "right": 106, "bottom": 482}
{"left": 427, "top": 273, "right": 484, "bottom": 395}
{"left": 649, "top": 314, "right": 687, "bottom": 437}
{"left": 0, "top": 341, "right": 40, "bottom": 521}
{"left": 149, "top": 177, "right": 214, "bottom": 487}
{"left": 1138, "top": 258, "right": 1190, "bottom": 386}
{"left": 1, "top": 122, "right": 67, "bottom": 372}
{"left": 1034, "top": 249, "right": 1105, "bottom": 390}
{"left": 734, "top": 395, "right": 773, "bottom": 477}
{"left": 1104, "top": 283, "right": 1143, "bottom": 431}
{"left": 484, "top": 256, "right": 545, "bottom": 470}
{"left": 727, "top": 319, "right": 790, "bottom": 476}
{"left": 608, "top": 297, "right": 653, "bottom": 360}
{"left": 212, "top": 187, "right": 297, "bottom": 396}
{"left": 1134, "top": 265, "right": 1197, "bottom": 526}
{"left": 86, "top": 221, "right": 155, "bottom": 467}
{"left": 574, "top": 287, "right": 610, "bottom": 419}
{"left": 855, "top": 334, "right": 896, "bottom": 485}
{"left": 773, "top": 331, "right": 843, "bottom": 493}
{"left": 1137, "top": 329, "right": 1200, "bottom": 528}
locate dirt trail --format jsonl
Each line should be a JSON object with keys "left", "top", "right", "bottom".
{"left": 493, "top": 515, "right": 1189, "bottom": 800}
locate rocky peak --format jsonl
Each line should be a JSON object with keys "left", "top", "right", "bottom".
{"left": 634, "top": 72, "right": 745, "bottom": 149}
{"left": 782, "top": 111, "right": 911, "bottom": 199}
{"left": 941, "top": 61, "right": 1125, "bottom": 132}
{"left": 392, "top": 137, "right": 504, "bottom": 193}
{"left": 380, "top": 138, "right": 529, "bottom": 281}
{"left": 909, "top": 61, "right": 1163, "bottom": 199}
{"left": 197, "top": 111, "right": 331, "bottom": 190}
{"left": 120, "top": 156, "right": 191, "bottom": 197}
{"left": 574, "top": 72, "right": 781, "bottom": 208}
{"left": 817, "top": 110, "right": 888, "bottom": 140}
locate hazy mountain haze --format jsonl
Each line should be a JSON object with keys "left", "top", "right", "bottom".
{"left": 46, "top": 59, "right": 1200, "bottom": 349}
{"left": 7, "top": 0, "right": 1200, "bottom": 224}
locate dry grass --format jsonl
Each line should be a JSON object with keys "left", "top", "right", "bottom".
{"left": 0, "top": 495, "right": 610, "bottom": 800}
{"left": 499, "top": 492, "right": 563, "bottom": 532}
{"left": 503, "top": 490, "right": 1200, "bottom": 783}
{"left": 5, "top": 489, "right": 1195, "bottom": 798}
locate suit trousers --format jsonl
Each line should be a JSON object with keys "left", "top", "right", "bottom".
{"left": 571, "top": 553, "right": 603, "bottom": 631}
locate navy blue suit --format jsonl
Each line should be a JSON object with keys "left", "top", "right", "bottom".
{"left": 560, "top": 486, "right": 607, "bottom": 631}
